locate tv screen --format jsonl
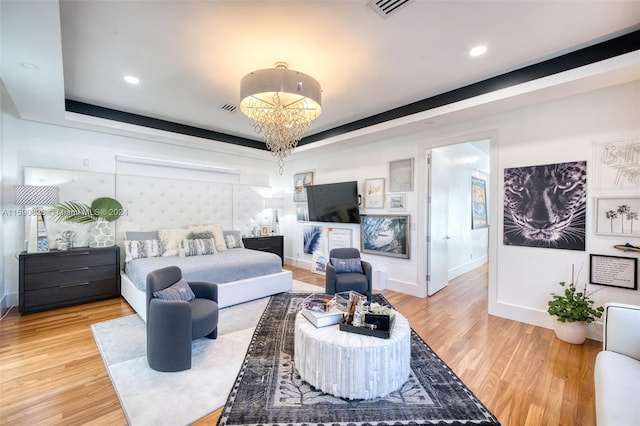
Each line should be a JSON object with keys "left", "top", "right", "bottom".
{"left": 307, "top": 181, "right": 361, "bottom": 224}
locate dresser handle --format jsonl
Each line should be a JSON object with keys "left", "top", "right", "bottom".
{"left": 60, "top": 252, "right": 90, "bottom": 256}
{"left": 60, "top": 282, "right": 90, "bottom": 288}
{"left": 60, "top": 266, "right": 90, "bottom": 273}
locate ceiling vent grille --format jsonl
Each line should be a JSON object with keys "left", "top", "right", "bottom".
{"left": 219, "top": 103, "right": 238, "bottom": 113}
{"left": 368, "top": 0, "right": 411, "bottom": 18}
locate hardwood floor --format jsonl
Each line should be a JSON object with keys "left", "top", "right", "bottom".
{"left": 0, "top": 265, "right": 601, "bottom": 425}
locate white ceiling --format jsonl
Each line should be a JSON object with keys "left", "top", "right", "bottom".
{"left": 2, "top": 0, "right": 639, "bottom": 159}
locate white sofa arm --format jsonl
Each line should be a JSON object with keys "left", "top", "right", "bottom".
{"left": 602, "top": 303, "right": 640, "bottom": 360}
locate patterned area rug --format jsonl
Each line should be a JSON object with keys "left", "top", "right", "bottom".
{"left": 218, "top": 293, "right": 500, "bottom": 426}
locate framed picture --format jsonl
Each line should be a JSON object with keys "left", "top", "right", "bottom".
{"left": 593, "top": 136, "right": 640, "bottom": 192}
{"left": 590, "top": 254, "right": 638, "bottom": 290}
{"left": 361, "top": 214, "right": 410, "bottom": 259}
{"left": 327, "top": 227, "right": 353, "bottom": 253}
{"left": 303, "top": 225, "right": 323, "bottom": 255}
{"left": 296, "top": 203, "right": 309, "bottom": 221}
{"left": 388, "top": 193, "right": 406, "bottom": 210}
{"left": 294, "top": 172, "right": 313, "bottom": 202}
{"left": 364, "top": 178, "right": 385, "bottom": 208}
{"left": 503, "top": 161, "right": 586, "bottom": 251}
{"left": 389, "top": 158, "right": 414, "bottom": 192}
{"left": 594, "top": 197, "right": 640, "bottom": 236}
{"left": 312, "top": 252, "right": 327, "bottom": 275}
{"left": 471, "top": 177, "right": 488, "bottom": 229}
{"left": 260, "top": 225, "right": 270, "bottom": 236}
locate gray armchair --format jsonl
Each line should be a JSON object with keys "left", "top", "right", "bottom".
{"left": 325, "top": 248, "right": 372, "bottom": 299}
{"left": 146, "top": 266, "right": 219, "bottom": 372}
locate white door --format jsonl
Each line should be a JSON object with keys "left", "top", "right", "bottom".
{"left": 426, "top": 148, "right": 450, "bottom": 295}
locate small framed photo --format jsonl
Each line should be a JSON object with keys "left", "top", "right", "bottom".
{"left": 260, "top": 225, "right": 270, "bottom": 236}
{"left": 594, "top": 197, "right": 640, "bottom": 236}
{"left": 294, "top": 172, "right": 313, "bottom": 202}
{"left": 388, "top": 193, "right": 407, "bottom": 210}
{"left": 364, "top": 178, "right": 385, "bottom": 208}
{"left": 389, "top": 158, "right": 414, "bottom": 192}
{"left": 590, "top": 254, "right": 638, "bottom": 289}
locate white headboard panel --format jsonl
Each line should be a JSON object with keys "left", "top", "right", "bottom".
{"left": 115, "top": 174, "right": 233, "bottom": 243}
{"left": 233, "top": 185, "right": 271, "bottom": 237}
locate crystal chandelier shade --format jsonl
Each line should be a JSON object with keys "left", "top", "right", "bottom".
{"left": 240, "top": 62, "right": 321, "bottom": 174}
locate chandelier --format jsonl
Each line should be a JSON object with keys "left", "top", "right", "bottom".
{"left": 240, "top": 62, "right": 322, "bottom": 174}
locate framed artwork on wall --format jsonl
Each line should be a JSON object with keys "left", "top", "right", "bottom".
{"left": 594, "top": 197, "right": 640, "bottom": 236}
{"left": 327, "top": 227, "right": 353, "bottom": 253}
{"left": 590, "top": 254, "right": 638, "bottom": 290}
{"left": 294, "top": 172, "right": 313, "bottom": 202}
{"left": 296, "top": 204, "right": 309, "bottom": 221}
{"left": 503, "top": 161, "right": 586, "bottom": 251}
{"left": 303, "top": 225, "right": 323, "bottom": 255}
{"left": 388, "top": 193, "right": 407, "bottom": 210}
{"left": 593, "top": 136, "right": 640, "bottom": 192}
{"left": 364, "top": 178, "right": 385, "bottom": 208}
{"left": 361, "top": 214, "right": 410, "bottom": 259}
{"left": 471, "top": 177, "right": 488, "bottom": 229}
{"left": 389, "top": 158, "right": 414, "bottom": 192}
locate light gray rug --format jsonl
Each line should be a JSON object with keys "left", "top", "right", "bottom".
{"left": 91, "top": 280, "right": 321, "bottom": 426}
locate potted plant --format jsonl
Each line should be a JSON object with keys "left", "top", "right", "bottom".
{"left": 49, "top": 197, "right": 124, "bottom": 247}
{"left": 547, "top": 267, "right": 604, "bottom": 344}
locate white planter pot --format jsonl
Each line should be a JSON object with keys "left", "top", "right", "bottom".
{"left": 552, "top": 318, "right": 588, "bottom": 344}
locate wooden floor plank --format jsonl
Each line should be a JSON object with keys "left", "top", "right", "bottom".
{"left": 1, "top": 264, "right": 601, "bottom": 425}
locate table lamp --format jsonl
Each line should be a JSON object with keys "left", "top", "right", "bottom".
{"left": 14, "top": 185, "right": 60, "bottom": 253}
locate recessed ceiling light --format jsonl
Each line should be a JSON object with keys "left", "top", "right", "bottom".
{"left": 124, "top": 75, "right": 140, "bottom": 85}
{"left": 469, "top": 45, "right": 487, "bottom": 57}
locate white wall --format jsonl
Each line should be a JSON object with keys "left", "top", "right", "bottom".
{"left": 2, "top": 79, "right": 639, "bottom": 341}
{"left": 0, "top": 92, "right": 282, "bottom": 310}
{"left": 285, "top": 80, "right": 640, "bottom": 340}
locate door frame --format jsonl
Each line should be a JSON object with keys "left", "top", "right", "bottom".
{"left": 416, "top": 129, "right": 499, "bottom": 299}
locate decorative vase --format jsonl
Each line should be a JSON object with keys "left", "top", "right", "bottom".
{"left": 89, "top": 219, "right": 115, "bottom": 248}
{"left": 552, "top": 318, "right": 588, "bottom": 344}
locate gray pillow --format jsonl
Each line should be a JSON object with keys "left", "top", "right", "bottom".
{"left": 331, "top": 257, "right": 363, "bottom": 274}
{"left": 126, "top": 230, "right": 160, "bottom": 240}
{"left": 152, "top": 279, "right": 195, "bottom": 301}
{"left": 224, "top": 231, "right": 244, "bottom": 249}
{"left": 187, "top": 231, "right": 214, "bottom": 240}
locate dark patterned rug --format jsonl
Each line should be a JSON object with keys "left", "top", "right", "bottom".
{"left": 218, "top": 293, "right": 500, "bottom": 426}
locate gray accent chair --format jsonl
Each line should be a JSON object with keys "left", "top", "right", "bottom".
{"left": 146, "top": 266, "right": 219, "bottom": 372}
{"left": 325, "top": 248, "right": 372, "bottom": 299}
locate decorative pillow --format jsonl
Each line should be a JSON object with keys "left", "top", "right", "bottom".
{"left": 125, "top": 230, "right": 160, "bottom": 241}
{"left": 187, "top": 231, "right": 214, "bottom": 240}
{"left": 224, "top": 233, "right": 244, "bottom": 249}
{"left": 179, "top": 238, "right": 217, "bottom": 257}
{"left": 331, "top": 257, "right": 363, "bottom": 274}
{"left": 124, "top": 239, "right": 162, "bottom": 263}
{"left": 188, "top": 224, "right": 226, "bottom": 252}
{"left": 152, "top": 278, "right": 195, "bottom": 301}
{"left": 158, "top": 228, "right": 191, "bottom": 256}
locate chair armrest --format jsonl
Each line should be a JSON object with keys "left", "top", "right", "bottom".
{"left": 325, "top": 262, "right": 337, "bottom": 294}
{"left": 603, "top": 303, "right": 640, "bottom": 360}
{"left": 148, "top": 298, "right": 192, "bottom": 332}
{"left": 189, "top": 281, "right": 218, "bottom": 302}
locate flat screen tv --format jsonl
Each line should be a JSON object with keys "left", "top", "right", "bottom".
{"left": 307, "top": 181, "right": 361, "bottom": 224}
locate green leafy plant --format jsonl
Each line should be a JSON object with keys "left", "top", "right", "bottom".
{"left": 49, "top": 197, "right": 124, "bottom": 223}
{"left": 547, "top": 280, "right": 604, "bottom": 324}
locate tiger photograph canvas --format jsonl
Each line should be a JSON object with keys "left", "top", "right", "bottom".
{"left": 503, "top": 161, "right": 587, "bottom": 251}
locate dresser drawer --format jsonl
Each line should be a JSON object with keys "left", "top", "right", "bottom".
{"left": 22, "top": 250, "right": 116, "bottom": 274}
{"left": 19, "top": 246, "right": 121, "bottom": 314}
{"left": 22, "top": 279, "right": 119, "bottom": 312}
{"left": 23, "top": 265, "right": 117, "bottom": 290}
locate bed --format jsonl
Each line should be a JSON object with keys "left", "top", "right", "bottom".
{"left": 119, "top": 224, "right": 292, "bottom": 321}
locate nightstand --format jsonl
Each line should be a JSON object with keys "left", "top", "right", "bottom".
{"left": 242, "top": 235, "right": 284, "bottom": 266}
{"left": 18, "top": 246, "right": 121, "bottom": 314}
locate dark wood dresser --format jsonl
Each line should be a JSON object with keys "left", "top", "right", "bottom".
{"left": 242, "top": 235, "right": 284, "bottom": 266}
{"left": 18, "top": 246, "right": 121, "bottom": 314}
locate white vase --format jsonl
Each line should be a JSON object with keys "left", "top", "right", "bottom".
{"left": 552, "top": 318, "right": 588, "bottom": 344}
{"left": 89, "top": 219, "right": 115, "bottom": 248}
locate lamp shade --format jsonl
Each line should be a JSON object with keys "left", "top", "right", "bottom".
{"left": 14, "top": 185, "right": 60, "bottom": 206}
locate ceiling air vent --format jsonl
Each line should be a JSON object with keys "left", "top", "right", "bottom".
{"left": 368, "top": 0, "right": 411, "bottom": 18}
{"left": 219, "top": 103, "right": 238, "bottom": 113}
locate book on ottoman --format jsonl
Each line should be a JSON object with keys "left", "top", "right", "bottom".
{"left": 302, "top": 308, "right": 344, "bottom": 328}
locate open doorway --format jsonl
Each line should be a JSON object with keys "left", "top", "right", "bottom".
{"left": 421, "top": 138, "right": 490, "bottom": 296}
